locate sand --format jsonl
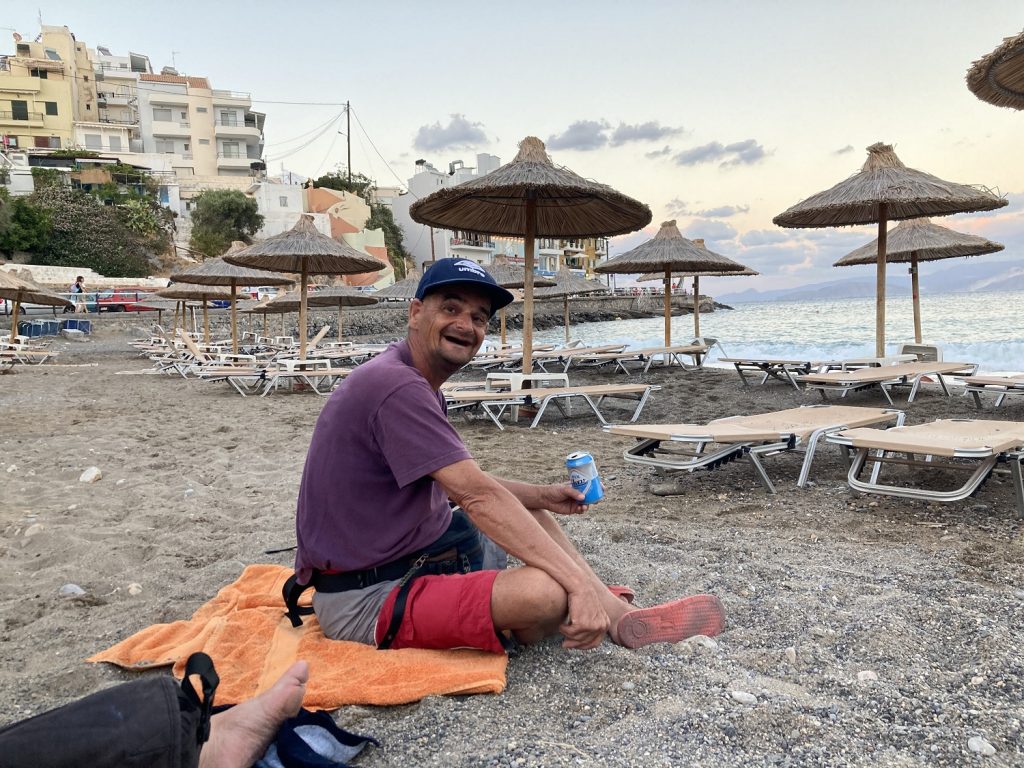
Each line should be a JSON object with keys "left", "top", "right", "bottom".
{"left": 1, "top": 322, "right": 1022, "bottom": 766}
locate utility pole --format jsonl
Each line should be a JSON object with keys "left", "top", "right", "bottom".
{"left": 346, "top": 101, "right": 351, "bottom": 185}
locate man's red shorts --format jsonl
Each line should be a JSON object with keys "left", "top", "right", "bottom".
{"left": 373, "top": 570, "right": 505, "bottom": 654}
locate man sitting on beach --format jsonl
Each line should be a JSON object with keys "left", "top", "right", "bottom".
{"left": 291, "top": 258, "right": 725, "bottom": 653}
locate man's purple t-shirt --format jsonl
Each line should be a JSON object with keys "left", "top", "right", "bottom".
{"left": 294, "top": 340, "right": 472, "bottom": 583}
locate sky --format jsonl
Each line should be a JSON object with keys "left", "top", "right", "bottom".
{"left": 6, "top": 1, "right": 1024, "bottom": 294}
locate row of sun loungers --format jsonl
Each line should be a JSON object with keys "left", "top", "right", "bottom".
{"left": 466, "top": 339, "right": 714, "bottom": 375}
{"left": 606, "top": 405, "right": 1024, "bottom": 517}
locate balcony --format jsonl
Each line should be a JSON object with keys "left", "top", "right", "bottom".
{"left": 147, "top": 91, "right": 190, "bottom": 106}
{"left": 217, "top": 149, "right": 259, "bottom": 169}
{"left": 151, "top": 120, "right": 191, "bottom": 137}
{"left": 97, "top": 90, "right": 134, "bottom": 106}
{"left": 450, "top": 237, "right": 494, "bottom": 252}
{"left": 0, "top": 111, "right": 44, "bottom": 127}
{"left": 211, "top": 89, "right": 252, "bottom": 106}
{"left": 214, "top": 119, "right": 261, "bottom": 139}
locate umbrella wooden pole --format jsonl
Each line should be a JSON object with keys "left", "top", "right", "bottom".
{"left": 337, "top": 303, "right": 344, "bottom": 342}
{"left": 230, "top": 279, "right": 239, "bottom": 354}
{"left": 522, "top": 196, "right": 537, "bottom": 374}
{"left": 910, "top": 250, "right": 922, "bottom": 344}
{"left": 202, "top": 299, "right": 210, "bottom": 344}
{"left": 299, "top": 264, "right": 308, "bottom": 358}
{"left": 500, "top": 308, "right": 507, "bottom": 346}
{"left": 876, "top": 204, "right": 888, "bottom": 357}
{"left": 172, "top": 302, "right": 180, "bottom": 332}
{"left": 281, "top": 314, "right": 286, "bottom": 336}
{"left": 9, "top": 298, "right": 20, "bottom": 340}
{"left": 664, "top": 267, "right": 672, "bottom": 347}
{"left": 693, "top": 276, "right": 701, "bottom": 338}
{"left": 563, "top": 295, "right": 570, "bottom": 346}
{"left": 262, "top": 311, "right": 267, "bottom": 335}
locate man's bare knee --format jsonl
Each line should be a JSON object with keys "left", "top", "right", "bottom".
{"left": 491, "top": 567, "right": 566, "bottom": 631}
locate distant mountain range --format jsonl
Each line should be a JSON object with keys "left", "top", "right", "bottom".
{"left": 716, "top": 259, "right": 1024, "bottom": 304}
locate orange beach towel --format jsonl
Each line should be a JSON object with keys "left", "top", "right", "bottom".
{"left": 88, "top": 564, "right": 507, "bottom": 709}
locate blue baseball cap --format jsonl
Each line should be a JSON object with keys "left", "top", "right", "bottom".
{"left": 415, "top": 258, "right": 515, "bottom": 316}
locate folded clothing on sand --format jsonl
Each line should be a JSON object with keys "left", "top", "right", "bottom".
{"left": 88, "top": 564, "right": 507, "bottom": 709}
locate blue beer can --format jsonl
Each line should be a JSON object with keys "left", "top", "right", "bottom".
{"left": 566, "top": 451, "right": 604, "bottom": 505}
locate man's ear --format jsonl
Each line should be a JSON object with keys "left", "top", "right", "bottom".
{"left": 408, "top": 298, "right": 423, "bottom": 330}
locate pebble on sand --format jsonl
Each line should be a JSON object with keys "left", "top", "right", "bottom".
{"left": 79, "top": 467, "right": 102, "bottom": 483}
{"left": 730, "top": 690, "right": 758, "bottom": 706}
{"left": 59, "top": 584, "right": 85, "bottom": 597}
{"left": 857, "top": 670, "right": 879, "bottom": 682}
{"left": 968, "top": 736, "right": 996, "bottom": 756}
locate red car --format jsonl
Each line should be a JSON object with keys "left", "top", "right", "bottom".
{"left": 95, "top": 290, "right": 158, "bottom": 312}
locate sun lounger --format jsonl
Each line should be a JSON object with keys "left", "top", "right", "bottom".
{"left": 826, "top": 419, "right": 1024, "bottom": 517}
{"left": 445, "top": 383, "right": 660, "bottom": 430}
{"left": 719, "top": 354, "right": 919, "bottom": 391}
{"left": 797, "top": 361, "right": 978, "bottom": 405}
{"left": 960, "top": 374, "right": 1024, "bottom": 409}
{"left": 573, "top": 343, "right": 711, "bottom": 374}
{"left": 515, "top": 344, "right": 628, "bottom": 373}
{"left": 606, "top": 404, "right": 905, "bottom": 493}
{"left": 0, "top": 347, "right": 57, "bottom": 365}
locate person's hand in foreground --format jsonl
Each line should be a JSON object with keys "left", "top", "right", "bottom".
{"left": 537, "top": 483, "right": 589, "bottom": 516}
{"left": 559, "top": 583, "right": 612, "bottom": 650}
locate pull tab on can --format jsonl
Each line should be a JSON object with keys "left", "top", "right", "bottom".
{"left": 565, "top": 451, "right": 604, "bottom": 505}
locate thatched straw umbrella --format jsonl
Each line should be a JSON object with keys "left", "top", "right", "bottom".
{"left": 773, "top": 142, "right": 1007, "bottom": 356}
{"left": 596, "top": 222, "right": 749, "bottom": 345}
{"left": 966, "top": 29, "right": 1024, "bottom": 110}
{"left": 224, "top": 215, "right": 382, "bottom": 358}
{"left": 410, "top": 136, "right": 650, "bottom": 373}
{"left": 834, "top": 218, "right": 1004, "bottom": 344}
{"left": 0, "top": 271, "right": 73, "bottom": 337}
{"left": 373, "top": 270, "right": 422, "bottom": 301}
{"left": 484, "top": 257, "right": 555, "bottom": 346}
{"left": 156, "top": 283, "right": 239, "bottom": 343}
{"left": 533, "top": 269, "right": 607, "bottom": 345}
{"left": 169, "top": 241, "right": 294, "bottom": 353}
{"left": 266, "top": 285, "right": 377, "bottom": 342}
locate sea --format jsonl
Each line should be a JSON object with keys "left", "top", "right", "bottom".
{"left": 495, "top": 290, "right": 1022, "bottom": 374}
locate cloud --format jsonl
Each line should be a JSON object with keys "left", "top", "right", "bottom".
{"left": 644, "top": 145, "right": 673, "bottom": 159}
{"left": 740, "top": 229, "right": 790, "bottom": 246}
{"left": 546, "top": 120, "right": 610, "bottom": 151}
{"left": 674, "top": 139, "right": 768, "bottom": 168}
{"left": 610, "top": 121, "right": 684, "bottom": 147}
{"left": 413, "top": 114, "right": 488, "bottom": 152}
{"left": 681, "top": 219, "right": 738, "bottom": 244}
{"left": 665, "top": 198, "right": 749, "bottom": 218}
{"left": 834, "top": 145, "right": 854, "bottom": 155}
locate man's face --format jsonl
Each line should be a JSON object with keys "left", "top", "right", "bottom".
{"left": 408, "top": 285, "right": 491, "bottom": 373}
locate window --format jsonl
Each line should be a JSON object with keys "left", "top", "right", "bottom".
{"left": 44, "top": 102, "right": 58, "bottom": 116}
{"left": 183, "top": 142, "right": 190, "bottom": 151}
{"left": 84, "top": 134, "right": 102, "bottom": 149}
{"left": 198, "top": 138, "right": 210, "bottom": 145}
{"left": 173, "top": 167, "right": 194, "bottom": 177}
{"left": 279, "top": 196, "right": 288, "bottom": 207}
{"left": 86, "top": 104, "right": 91, "bottom": 110}
{"left": 155, "top": 139, "right": 175, "bottom": 153}
{"left": 153, "top": 107, "right": 172, "bottom": 122}
{"left": 11, "top": 101, "right": 28, "bottom": 120}
{"left": 179, "top": 110, "right": 188, "bottom": 120}
{"left": 221, "top": 140, "right": 240, "bottom": 158}
{"left": 29, "top": 68, "right": 48, "bottom": 79}
{"left": 109, "top": 136, "right": 122, "bottom": 151}
{"left": 196, "top": 106, "right": 207, "bottom": 113}
{"left": 34, "top": 136, "right": 60, "bottom": 148}
{"left": 83, "top": 75, "right": 89, "bottom": 82}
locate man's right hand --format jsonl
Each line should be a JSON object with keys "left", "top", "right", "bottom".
{"left": 559, "top": 585, "right": 611, "bottom": 650}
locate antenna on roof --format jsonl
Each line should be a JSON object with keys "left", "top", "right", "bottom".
{"left": 171, "top": 50, "right": 180, "bottom": 70}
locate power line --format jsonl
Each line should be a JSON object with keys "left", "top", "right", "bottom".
{"left": 263, "top": 111, "right": 344, "bottom": 148}
{"left": 349, "top": 106, "right": 412, "bottom": 197}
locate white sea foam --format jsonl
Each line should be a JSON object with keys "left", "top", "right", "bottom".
{"left": 493, "top": 290, "right": 1023, "bottom": 374}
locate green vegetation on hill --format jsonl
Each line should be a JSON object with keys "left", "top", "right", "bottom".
{"left": 188, "top": 189, "right": 263, "bottom": 258}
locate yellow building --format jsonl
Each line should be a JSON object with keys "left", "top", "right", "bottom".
{"left": 0, "top": 26, "right": 96, "bottom": 151}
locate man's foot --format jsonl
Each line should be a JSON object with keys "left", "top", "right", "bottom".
{"left": 607, "top": 585, "right": 635, "bottom": 604}
{"left": 615, "top": 595, "right": 725, "bottom": 649}
{"left": 198, "top": 661, "right": 309, "bottom": 768}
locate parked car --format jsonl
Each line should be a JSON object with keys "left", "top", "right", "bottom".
{"left": 95, "top": 290, "right": 157, "bottom": 312}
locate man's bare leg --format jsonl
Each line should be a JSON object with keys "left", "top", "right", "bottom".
{"left": 198, "top": 660, "right": 308, "bottom": 768}
{"left": 490, "top": 566, "right": 569, "bottom": 645}
{"left": 527, "top": 508, "right": 725, "bottom": 646}
{"left": 527, "top": 508, "right": 633, "bottom": 641}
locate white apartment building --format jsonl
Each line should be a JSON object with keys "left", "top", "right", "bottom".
{"left": 387, "top": 152, "right": 607, "bottom": 274}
